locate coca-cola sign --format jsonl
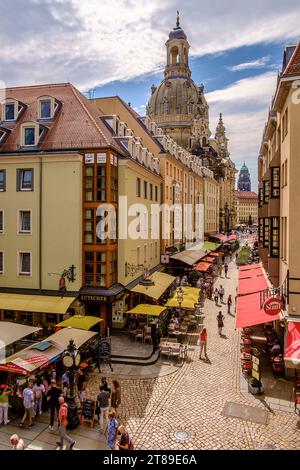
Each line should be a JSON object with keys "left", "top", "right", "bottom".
{"left": 263, "top": 297, "right": 283, "bottom": 316}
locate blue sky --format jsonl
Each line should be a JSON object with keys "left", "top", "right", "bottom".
{"left": 2, "top": 0, "right": 300, "bottom": 190}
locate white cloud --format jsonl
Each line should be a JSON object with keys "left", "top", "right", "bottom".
{"left": 228, "top": 56, "right": 270, "bottom": 72}
{"left": 206, "top": 72, "right": 278, "bottom": 190}
{"left": 1, "top": 0, "right": 300, "bottom": 89}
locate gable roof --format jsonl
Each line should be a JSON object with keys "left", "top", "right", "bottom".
{"left": 0, "top": 83, "right": 126, "bottom": 155}
{"left": 235, "top": 190, "right": 258, "bottom": 200}
{"left": 282, "top": 42, "right": 300, "bottom": 77}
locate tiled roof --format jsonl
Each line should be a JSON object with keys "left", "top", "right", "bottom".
{"left": 235, "top": 190, "right": 258, "bottom": 200}
{"left": 283, "top": 42, "right": 300, "bottom": 77}
{"left": 0, "top": 83, "right": 126, "bottom": 154}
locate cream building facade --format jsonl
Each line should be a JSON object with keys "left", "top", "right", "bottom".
{"left": 235, "top": 190, "right": 258, "bottom": 226}
{"left": 258, "top": 42, "right": 300, "bottom": 373}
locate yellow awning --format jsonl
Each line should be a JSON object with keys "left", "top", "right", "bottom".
{"left": 165, "top": 287, "right": 200, "bottom": 309}
{"left": 126, "top": 304, "right": 166, "bottom": 316}
{"left": 56, "top": 315, "right": 102, "bottom": 331}
{"left": 130, "top": 272, "right": 176, "bottom": 300}
{"left": 0, "top": 294, "right": 76, "bottom": 315}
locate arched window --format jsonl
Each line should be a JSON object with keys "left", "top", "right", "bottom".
{"left": 188, "top": 103, "right": 193, "bottom": 114}
{"left": 202, "top": 137, "right": 207, "bottom": 146}
{"left": 170, "top": 47, "right": 179, "bottom": 65}
{"left": 162, "top": 102, "right": 169, "bottom": 114}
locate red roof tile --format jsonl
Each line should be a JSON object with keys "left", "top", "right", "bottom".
{"left": 283, "top": 42, "right": 300, "bottom": 77}
{"left": 235, "top": 190, "right": 258, "bottom": 200}
{"left": 0, "top": 83, "right": 126, "bottom": 154}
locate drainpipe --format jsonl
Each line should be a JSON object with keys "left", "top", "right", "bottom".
{"left": 39, "top": 156, "right": 43, "bottom": 291}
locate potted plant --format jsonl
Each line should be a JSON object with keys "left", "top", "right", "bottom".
{"left": 248, "top": 377, "right": 263, "bottom": 395}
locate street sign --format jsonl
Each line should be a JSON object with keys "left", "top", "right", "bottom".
{"left": 263, "top": 297, "right": 283, "bottom": 316}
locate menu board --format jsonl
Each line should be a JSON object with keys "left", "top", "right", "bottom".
{"left": 81, "top": 399, "right": 95, "bottom": 426}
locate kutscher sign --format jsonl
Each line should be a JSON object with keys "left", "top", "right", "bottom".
{"left": 263, "top": 297, "right": 283, "bottom": 316}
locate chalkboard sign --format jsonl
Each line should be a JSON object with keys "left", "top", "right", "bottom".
{"left": 80, "top": 399, "right": 96, "bottom": 427}
{"left": 98, "top": 337, "right": 113, "bottom": 372}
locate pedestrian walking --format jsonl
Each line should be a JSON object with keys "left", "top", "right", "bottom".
{"left": 0, "top": 384, "right": 11, "bottom": 425}
{"left": 218, "top": 285, "right": 225, "bottom": 303}
{"left": 227, "top": 294, "right": 233, "bottom": 314}
{"left": 19, "top": 381, "right": 35, "bottom": 428}
{"left": 198, "top": 328, "right": 208, "bottom": 360}
{"left": 222, "top": 253, "right": 225, "bottom": 264}
{"left": 105, "top": 409, "right": 119, "bottom": 450}
{"left": 47, "top": 379, "right": 61, "bottom": 431}
{"left": 111, "top": 380, "right": 121, "bottom": 419}
{"left": 56, "top": 397, "right": 76, "bottom": 450}
{"left": 97, "top": 385, "right": 110, "bottom": 432}
{"left": 217, "top": 312, "right": 225, "bottom": 336}
{"left": 224, "top": 263, "right": 229, "bottom": 278}
{"left": 116, "top": 425, "right": 134, "bottom": 450}
{"left": 213, "top": 288, "right": 219, "bottom": 306}
{"left": 218, "top": 265, "right": 222, "bottom": 277}
{"left": 10, "top": 434, "right": 25, "bottom": 450}
{"left": 33, "top": 377, "right": 45, "bottom": 416}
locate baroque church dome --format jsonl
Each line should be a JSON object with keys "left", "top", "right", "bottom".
{"left": 147, "top": 12, "right": 209, "bottom": 148}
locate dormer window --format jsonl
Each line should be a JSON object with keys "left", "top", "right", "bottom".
{"left": 37, "top": 95, "right": 60, "bottom": 121}
{"left": 1, "top": 99, "right": 26, "bottom": 123}
{"left": 0, "top": 127, "right": 11, "bottom": 144}
{"left": 40, "top": 99, "right": 51, "bottom": 119}
{"left": 24, "top": 127, "right": 35, "bottom": 146}
{"left": 5, "top": 103, "right": 15, "bottom": 121}
{"left": 21, "top": 121, "right": 48, "bottom": 148}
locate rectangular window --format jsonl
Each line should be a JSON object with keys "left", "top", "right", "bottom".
{"left": 150, "top": 243, "right": 153, "bottom": 261}
{"left": 19, "top": 210, "right": 31, "bottom": 233}
{"left": 0, "top": 170, "right": 6, "bottom": 191}
{"left": 0, "top": 210, "right": 3, "bottom": 233}
{"left": 19, "top": 252, "right": 31, "bottom": 275}
{"left": 259, "top": 188, "right": 263, "bottom": 207}
{"left": 144, "top": 244, "right": 147, "bottom": 263}
{"left": 270, "top": 217, "right": 280, "bottom": 257}
{"left": 155, "top": 185, "right": 158, "bottom": 202}
{"left": 150, "top": 184, "right": 153, "bottom": 200}
{"left": 263, "top": 181, "right": 270, "bottom": 203}
{"left": 5, "top": 103, "right": 15, "bottom": 121}
{"left": 97, "top": 165, "right": 107, "bottom": 202}
{"left": 136, "top": 178, "right": 141, "bottom": 197}
{"left": 271, "top": 167, "right": 280, "bottom": 197}
{"left": 17, "top": 169, "right": 33, "bottom": 191}
{"left": 263, "top": 218, "right": 269, "bottom": 248}
{"left": 84, "top": 165, "right": 94, "bottom": 202}
{"left": 40, "top": 100, "right": 51, "bottom": 119}
{"left": 24, "top": 127, "right": 35, "bottom": 146}
{"left": 144, "top": 181, "right": 147, "bottom": 199}
{"left": 84, "top": 251, "right": 107, "bottom": 287}
{"left": 0, "top": 252, "right": 3, "bottom": 274}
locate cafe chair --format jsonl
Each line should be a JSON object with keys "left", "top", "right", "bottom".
{"left": 135, "top": 329, "right": 144, "bottom": 342}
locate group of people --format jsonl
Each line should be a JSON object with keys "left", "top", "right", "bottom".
{"left": 95, "top": 377, "right": 133, "bottom": 450}
{"left": 213, "top": 285, "right": 233, "bottom": 314}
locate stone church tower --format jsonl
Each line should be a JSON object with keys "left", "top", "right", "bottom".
{"left": 147, "top": 13, "right": 211, "bottom": 149}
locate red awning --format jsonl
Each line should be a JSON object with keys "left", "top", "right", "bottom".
{"left": 202, "top": 257, "right": 214, "bottom": 263}
{"left": 227, "top": 234, "right": 238, "bottom": 242}
{"left": 236, "top": 293, "right": 280, "bottom": 328}
{"left": 0, "top": 363, "right": 30, "bottom": 375}
{"left": 239, "top": 263, "right": 261, "bottom": 272}
{"left": 238, "top": 272, "right": 268, "bottom": 296}
{"left": 284, "top": 322, "right": 300, "bottom": 365}
{"left": 210, "top": 252, "right": 220, "bottom": 257}
{"left": 239, "top": 268, "right": 263, "bottom": 279}
{"left": 211, "top": 233, "right": 227, "bottom": 242}
{"left": 195, "top": 262, "right": 211, "bottom": 272}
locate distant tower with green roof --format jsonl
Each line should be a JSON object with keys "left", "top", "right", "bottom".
{"left": 237, "top": 162, "right": 251, "bottom": 191}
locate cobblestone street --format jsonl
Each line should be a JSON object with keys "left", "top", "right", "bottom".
{"left": 88, "top": 259, "right": 300, "bottom": 450}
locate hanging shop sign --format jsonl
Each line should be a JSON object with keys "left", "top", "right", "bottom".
{"left": 263, "top": 297, "right": 283, "bottom": 316}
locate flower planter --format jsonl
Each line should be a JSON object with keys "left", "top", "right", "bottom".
{"left": 248, "top": 383, "right": 264, "bottom": 395}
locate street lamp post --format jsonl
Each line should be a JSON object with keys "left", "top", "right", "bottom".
{"left": 62, "top": 339, "right": 81, "bottom": 429}
{"left": 177, "top": 286, "right": 184, "bottom": 317}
